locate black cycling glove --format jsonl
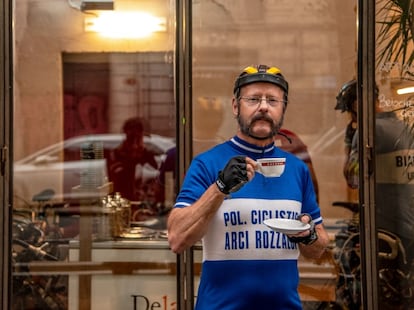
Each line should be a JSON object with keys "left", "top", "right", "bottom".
{"left": 287, "top": 213, "right": 318, "bottom": 245}
{"left": 215, "top": 156, "right": 248, "bottom": 195}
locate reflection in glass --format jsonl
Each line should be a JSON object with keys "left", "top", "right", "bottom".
{"left": 192, "top": 1, "right": 358, "bottom": 308}
{"left": 13, "top": 0, "right": 177, "bottom": 307}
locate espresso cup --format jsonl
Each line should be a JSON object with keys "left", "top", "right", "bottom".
{"left": 256, "top": 158, "right": 286, "bottom": 177}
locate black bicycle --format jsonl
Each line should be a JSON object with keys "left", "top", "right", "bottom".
{"left": 331, "top": 201, "right": 413, "bottom": 310}
{"left": 12, "top": 189, "right": 69, "bottom": 310}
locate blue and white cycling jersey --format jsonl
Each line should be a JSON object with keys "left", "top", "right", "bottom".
{"left": 175, "top": 135, "right": 322, "bottom": 310}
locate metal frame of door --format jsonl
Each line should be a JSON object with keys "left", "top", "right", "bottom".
{"left": 0, "top": 0, "right": 13, "bottom": 309}
{"left": 176, "top": 0, "right": 194, "bottom": 309}
{"left": 358, "top": 0, "right": 379, "bottom": 309}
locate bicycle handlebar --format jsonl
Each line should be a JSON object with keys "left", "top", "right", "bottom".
{"left": 332, "top": 201, "right": 359, "bottom": 213}
{"left": 13, "top": 239, "right": 59, "bottom": 261}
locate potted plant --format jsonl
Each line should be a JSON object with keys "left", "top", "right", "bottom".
{"left": 376, "top": 0, "right": 414, "bottom": 79}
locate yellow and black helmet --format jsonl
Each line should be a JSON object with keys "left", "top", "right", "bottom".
{"left": 233, "top": 65, "right": 289, "bottom": 99}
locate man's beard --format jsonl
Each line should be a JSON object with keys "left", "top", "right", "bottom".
{"left": 237, "top": 113, "right": 283, "bottom": 141}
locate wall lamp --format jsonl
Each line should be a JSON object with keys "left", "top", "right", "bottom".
{"left": 84, "top": 11, "right": 167, "bottom": 38}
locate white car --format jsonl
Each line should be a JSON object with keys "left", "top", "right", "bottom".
{"left": 13, "top": 134, "right": 175, "bottom": 208}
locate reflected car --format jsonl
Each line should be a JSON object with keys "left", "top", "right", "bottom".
{"left": 13, "top": 134, "right": 175, "bottom": 208}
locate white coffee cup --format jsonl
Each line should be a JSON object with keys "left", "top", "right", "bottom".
{"left": 256, "top": 158, "right": 286, "bottom": 177}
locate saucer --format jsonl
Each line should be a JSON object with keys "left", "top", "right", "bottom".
{"left": 263, "top": 218, "right": 310, "bottom": 235}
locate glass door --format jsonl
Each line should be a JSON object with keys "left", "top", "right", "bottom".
{"left": 189, "top": 1, "right": 361, "bottom": 309}
{"left": 371, "top": 0, "right": 414, "bottom": 309}
{"left": 12, "top": 1, "right": 177, "bottom": 309}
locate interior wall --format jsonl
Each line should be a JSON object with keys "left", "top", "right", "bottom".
{"left": 192, "top": 0, "right": 358, "bottom": 218}
{"left": 14, "top": 0, "right": 357, "bottom": 219}
{"left": 14, "top": 0, "right": 172, "bottom": 160}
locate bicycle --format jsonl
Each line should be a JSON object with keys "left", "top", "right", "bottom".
{"left": 12, "top": 189, "right": 70, "bottom": 310}
{"left": 331, "top": 201, "right": 413, "bottom": 310}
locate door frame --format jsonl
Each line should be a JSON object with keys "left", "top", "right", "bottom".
{"left": 0, "top": 0, "right": 13, "bottom": 308}
{"left": 358, "top": 0, "right": 378, "bottom": 309}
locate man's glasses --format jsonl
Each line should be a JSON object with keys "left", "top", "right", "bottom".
{"left": 239, "top": 96, "right": 286, "bottom": 107}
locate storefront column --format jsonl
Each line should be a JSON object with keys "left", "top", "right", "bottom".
{"left": 358, "top": 0, "right": 379, "bottom": 309}
{"left": 0, "top": 0, "right": 13, "bottom": 308}
{"left": 176, "top": 0, "right": 194, "bottom": 309}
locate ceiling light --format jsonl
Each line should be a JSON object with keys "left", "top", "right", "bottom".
{"left": 85, "top": 12, "right": 167, "bottom": 39}
{"left": 396, "top": 86, "right": 414, "bottom": 95}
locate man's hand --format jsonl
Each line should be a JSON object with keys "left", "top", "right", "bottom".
{"left": 216, "top": 156, "right": 249, "bottom": 195}
{"left": 287, "top": 213, "right": 318, "bottom": 245}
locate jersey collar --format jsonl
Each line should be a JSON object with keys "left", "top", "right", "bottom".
{"left": 230, "top": 135, "right": 275, "bottom": 155}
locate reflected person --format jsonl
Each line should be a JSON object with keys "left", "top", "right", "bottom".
{"left": 108, "top": 117, "right": 158, "bottom": 201}
{"left": 341, "top": 82, "right": 414, "bottom": 260}
{"left": 337, "top": 80, "right": 414, "bottom": 308}
{"left": 276, "top": 128, "right": 320, "bottom": 202}
{"left": 334, "top": 79, "right": 358, "bottom": 187}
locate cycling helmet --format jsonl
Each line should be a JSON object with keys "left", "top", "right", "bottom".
{"left": 335, "top": 79, "right": 357, "bottom": 113}
{"left": 335, "top": 79, "right": 379, "bottom": 113}
{"left": 233, "top": 65, "right": 289, "bottom": 102}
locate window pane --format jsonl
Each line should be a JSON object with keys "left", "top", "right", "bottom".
{"left": 13, "top": 1, "right": 177, "bottom": 309}
{"left": 375, "top": 1, "right": 414, "bottom": 309}
{"left": 192, "top": 1, "right": 358, "bottom": 308}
